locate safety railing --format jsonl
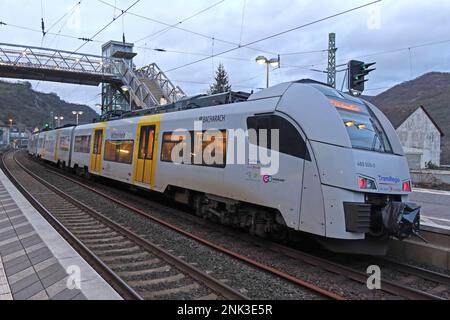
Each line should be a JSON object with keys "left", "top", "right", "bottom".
{"left": 0, "top": 43, "right": 183, "bottom": 111}
{"left": 136, "top": 63, "right": 186, "bottom": 104}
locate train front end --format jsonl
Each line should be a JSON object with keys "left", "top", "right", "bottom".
{"left": 278, "top": 82, "right": 421, "bottom": 255}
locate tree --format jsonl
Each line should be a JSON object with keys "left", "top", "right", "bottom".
{"left": 209, "top": 63, "right": 231, "bottom": 95}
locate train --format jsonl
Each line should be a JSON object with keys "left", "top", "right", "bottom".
{"left": 28, "top": 80, "right": 421, "bottom": 255}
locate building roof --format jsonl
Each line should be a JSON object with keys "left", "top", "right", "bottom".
{"left": 377, "top": 104, "right": 445, "bottom": 137}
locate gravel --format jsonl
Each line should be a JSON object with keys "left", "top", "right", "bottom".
{"left": 18, "top": 152, "right": 450, "bottom": 300}
{"left": 18, "top": 153, "right": 322, "bottom": 300}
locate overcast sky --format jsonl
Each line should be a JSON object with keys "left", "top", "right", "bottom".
{"left": 1, "top": 0, "right": 450, "bottom": 113}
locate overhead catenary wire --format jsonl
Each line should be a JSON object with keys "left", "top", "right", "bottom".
{"left": 1, "top": 15, "right": 450, "bottom": 81}
{"left": 133, "top": 0, "right": 226, "bottom": 44}
{"left": 96, "top": 0, "right": 277, "bottom": 56}
{"left": 71, "top": 0, "right": 141, "bottom": 54}
{"left": 0, "top": 18, "right": 279, "bottom": 61}
{"left": 283, "top": 38, "right": 450, "bottom": 71}
{"left": 2, "top": 1, "right": 450, "bottom": 95}
{"left": 46, "top": 1, "right": 82, "bottom": 35}
{"left": 163, "top": 0, "right": 382, "bottom": 73}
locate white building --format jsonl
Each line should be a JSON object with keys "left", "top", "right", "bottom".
{"left": 0, "top": 126, "right": 9, "bottom": 147}
{"left": 379, "top": 105, "right": 443, "bottom": 170}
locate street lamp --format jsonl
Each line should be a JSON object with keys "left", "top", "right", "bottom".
{"left": 9, "top": 119, "right": 13, "bottom": 128}
{"left": 120, "top": 85, "right": 132, "bottom": 110}
{"left": 255, "top": 55, "right": 280, "bottom": 88}
{"left": 72, "top": 111, "right": 84, "bottom": 125}
{"left": 54, "top": 116, "right": 64, "bottom": 128}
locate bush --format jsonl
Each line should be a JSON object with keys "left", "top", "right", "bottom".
{"left": 426, "top": 161, "right": 439, "bottom": 169}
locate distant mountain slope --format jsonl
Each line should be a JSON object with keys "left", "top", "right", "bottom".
{"left": 365, "top": 72, "right": 450, "bottom": 165}
{"left": 0, "top": 80, "right": 98, "bottom": 130}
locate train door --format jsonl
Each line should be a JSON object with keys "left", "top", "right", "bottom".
{"left": 54, "top": 131, "right": 60, "bottom": 162}
{"left": 90, "top": 129, "right": 104, "bottom": 174}
{"left": 134, "top": 125, "right": 156, "bottom": 185}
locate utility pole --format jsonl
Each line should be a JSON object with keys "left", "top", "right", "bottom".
{"left": 50, "top": 111, "right": 54, "bottom": 129}
{"left": 327, "top": 33, "right": 337, "bottom": 88}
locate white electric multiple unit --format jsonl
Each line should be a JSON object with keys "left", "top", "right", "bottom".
{"left": 28, "top": 81, "right": 420, "bottom": 255}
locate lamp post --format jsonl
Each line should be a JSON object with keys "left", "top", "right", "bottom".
{"left": 54, "top": 116, "right": 64, "bottom": 128}
{"left": 255, "top": 55, "right": 281, "bottom": 88}
{"left": 121, "top": 85, "right": 132, "bottom": 111}
{"left": 72, "top": 111, "right": 84, "bottom": 125}
{"left": 9, "top": 118, "right": 13, "bottom": 129}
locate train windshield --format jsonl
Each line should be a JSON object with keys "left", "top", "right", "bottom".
{"left": 310, "top": 84, "right": 393, "bottom": 153}
{"left": 337, "top": 106, "right": 392, "bottom": 153}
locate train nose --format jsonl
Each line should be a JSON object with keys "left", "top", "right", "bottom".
{"left": 381, "top": 202, "right": 421, "bottom": 240}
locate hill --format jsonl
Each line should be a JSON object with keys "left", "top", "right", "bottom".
{"left": 0, "top": 80, "right": 98, "bottom": 130}
{"left": 365, "top": 72, "right": 450, "bottom": 165}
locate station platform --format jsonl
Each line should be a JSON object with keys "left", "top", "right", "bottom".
{"left": 412, "top": 188, "right": 450, "bottom": 234}
{"left": 0, "top": 168, "right": 122, "bottom": 300}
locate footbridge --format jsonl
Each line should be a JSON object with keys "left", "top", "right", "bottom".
{"left": 0, "top": 42, "right": 185, "bottom": 110}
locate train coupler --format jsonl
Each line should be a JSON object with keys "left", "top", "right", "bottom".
{"left": 381, "top": 202, "right": 423, "bottom": 241}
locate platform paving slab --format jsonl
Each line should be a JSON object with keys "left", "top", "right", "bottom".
{"left": 0, "top": 168, "right": 122, "bottom": 300}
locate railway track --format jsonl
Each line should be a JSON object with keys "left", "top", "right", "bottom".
{"left": 262, "top": 243, "right": 448, "bottom": 300}
{"left": 15, "top": 151, "right": 450, "bottom": 300}
{"left": 1, "top": 151, "right": 247, "bottom": 300}
{"left": 10, "top": 151, "right": 343, "bottom": 300}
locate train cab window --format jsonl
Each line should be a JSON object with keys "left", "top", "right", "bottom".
{"left": 104, "top": 140, "right": 134, "bottom": 164}
{"left": 335, "top": 101, "right": 393, "bottom": 154}
{"left": 247, "top": 115, "right": 310, "bottom": 160}
{"left": 74, "top": 136, "right": 91, "bottom": 153}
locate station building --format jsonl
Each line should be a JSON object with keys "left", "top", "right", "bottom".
{"left": 10, "top": 126, "right": 30, "bottom": 148}
{"left": 378, "top": 105, "right": 443, "bottom": 170}
{"left": 0, "top": 125, "right": 9, "bottom": 147}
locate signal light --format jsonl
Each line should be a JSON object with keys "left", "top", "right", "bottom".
{"left": 348, "top": 60, "right": 376, "bottom": 94}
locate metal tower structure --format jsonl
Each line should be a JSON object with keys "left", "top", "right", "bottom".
{"left": 101, "top": 41, "right": 138, "bottom": 114}
{"left": 327, "top": 33, "right": 337, "bottom": 88}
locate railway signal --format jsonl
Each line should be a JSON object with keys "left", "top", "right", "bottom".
{"left": 348, "top": 60, "right": 376, "bottom": 94}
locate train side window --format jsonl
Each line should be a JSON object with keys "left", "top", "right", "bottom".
{"left": 104, "top": 140, "right": 134, "bottom": 164}
{"left": 46, "top": 139, "right": 55, "bottom": 153}
{"left": 74, "top": 135, "right": 91, "bottom": 153}
{"left": 247, "top": 115, "right": 310, "bottom": 160}
{"left": 161, "top": 131, "right": 227, "bottom": 168}
{"left": 194, "top": 130, "right": 227, "bottom": 168}
{"left": 59, "top": 136, "right": 70, "bottom": 151}
{"left": 161, "top": 133, "right": 189, "bottom": 163}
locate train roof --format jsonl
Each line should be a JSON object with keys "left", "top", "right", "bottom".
{"left": 99, "top": 79, "right": 339, "bottom": 122}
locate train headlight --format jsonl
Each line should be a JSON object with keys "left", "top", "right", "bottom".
{"left": 358, "top": 176, "right": 377, "bottom": 190}
{"left": 402, "top": 180, "right": 412, "bottom": 192}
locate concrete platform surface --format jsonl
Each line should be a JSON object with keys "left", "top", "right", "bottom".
{"left": 412, "top": 188, "right": 450, "bottom": 231}
{"left": 0, "top": 168, "right": 122, "bottom": 300}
